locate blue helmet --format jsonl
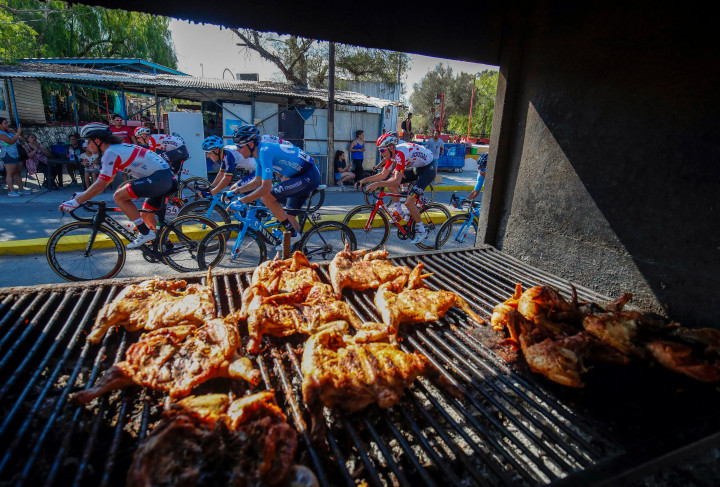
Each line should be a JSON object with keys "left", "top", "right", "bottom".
{"left": 201, "top": 135, "right": 224, "bottom": 151}
{"left": 232, "top": 124, "right": 260, "bottom": 146}
{"left": 477, "top": 152, "right": 488, "bottom": 172}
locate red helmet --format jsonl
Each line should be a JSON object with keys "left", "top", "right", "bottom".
{"left": 376, "top": 134, "right": 397, "bottom": 148}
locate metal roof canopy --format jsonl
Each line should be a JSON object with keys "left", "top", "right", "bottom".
{"left": 0, "top": 63, "right": 403, "bottom": 109}
{"left": 18, "top": 58, "right": 187, "bottom": 76}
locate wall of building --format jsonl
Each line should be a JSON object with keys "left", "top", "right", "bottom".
{"left": 484, "top": 4, "right": 719, "bottom": 326}
{"left": 11, "top": 79, "right": 46, "bottom": 124}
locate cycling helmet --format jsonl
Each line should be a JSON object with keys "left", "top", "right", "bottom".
{"left": 202, "top": 135, "right": 224, "bottom": 151}
{"left": 476, "top": 152, "right": 488, "bottom": 172}
{"left": 232, "top": 124, "right": 260, "bottom": 146}
{"left": 80, "top": 123, "right": 112, "bottom": 139}
{"left": 161, "top": 134, "right": 186, "bottom": 151}
{"left": 134, "top": 127, "right": 151, "bottom": 136}
{"left": 376, "top": 133, "right": 397, "bottom": 148}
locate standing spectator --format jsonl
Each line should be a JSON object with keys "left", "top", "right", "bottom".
{"left": 401, "top": 112, "right": 413, "bottom": 142}
{"left": 333, "top": 150, "right": 355, "bottom": 186}
{"left": 109, "top": 114, "right": 136, "bottom": 144}
{"left": 0, "top": 117, "right": 30, "bottom": 196}
{"left": 426, "top": 130, "right": 445, "bottom": 161}
{"left": 204, "top": 118, "right": 222, "bottom": 138}
{"left": 80, "top": 141, "right": 100, "bottom": 187}
{"left": 433, "top": 114, "right": 441, "bottom": 134}
{"left": 66, "top": 133, "right": 84, "bottom": 186}
{"left": 349, "top": 130, "right": 365, "bottom": 173}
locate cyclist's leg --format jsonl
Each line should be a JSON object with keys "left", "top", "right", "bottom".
{"left": 119, "top": 170, "right": 175, "bottom": 233}
{"left": 265, "top": 165, "right": 321, "bottom": 233}
{"left": 406, "top": 162, "right": 437, "bottom": 224}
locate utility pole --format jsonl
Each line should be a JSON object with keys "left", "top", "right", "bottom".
{"left": 327, "top": 42, "right": 335, "bottom": 186}
{"left": 467, "top": 73, "right": 477, "bottom": 141}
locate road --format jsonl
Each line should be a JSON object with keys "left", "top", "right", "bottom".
{"left": 0, "top": 183, "right": 462, "bottom": 288}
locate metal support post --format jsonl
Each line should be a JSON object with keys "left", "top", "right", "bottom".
{"left": 327, "top": 42, "right": 336, "bottom": 186}
{"left": 71, "top": 84, "right": 80, "bottom": 133}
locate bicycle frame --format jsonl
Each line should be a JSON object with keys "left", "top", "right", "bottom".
{"left": 364, "top": 189, "right": 429, "bottom": 236}
{"left": 452, "top": 198, "right": 481, "bottom": 244}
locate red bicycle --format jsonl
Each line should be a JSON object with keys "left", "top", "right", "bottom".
{"left": 344, "top": 188, "right": 451, "bottom": 251}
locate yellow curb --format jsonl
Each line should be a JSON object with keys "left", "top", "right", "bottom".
{"left": 435, "top": 185, "right": 474, "bottom": 191}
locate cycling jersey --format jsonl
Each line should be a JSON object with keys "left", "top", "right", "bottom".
{"left": 98, "top": 144, "right": 170, "bottom": 182}
{"left": 256, "top": 142, "right": 314, "bottom": 180}
{"left": 260, "top": 134, "right": 292, "bottom": 146}
{"left": 219, "top": 146, "right": 255, "bottom": 174}
{"left": 382, "top": 142, "right": 434, "bottom": 173}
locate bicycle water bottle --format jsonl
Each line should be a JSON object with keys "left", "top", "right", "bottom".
{"left": 390, "top": 210, "right": 401, "bottom": 223}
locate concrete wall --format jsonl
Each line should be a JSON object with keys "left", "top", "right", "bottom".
{"left": 483, "top": 3, "right": 720, "bottom": 326}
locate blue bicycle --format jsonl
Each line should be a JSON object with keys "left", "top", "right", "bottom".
{"left": 434, "top": 193, "right": 481, "bottom": 250}
{"left": 195, "top": 197, "right": 356, "bottom": 269}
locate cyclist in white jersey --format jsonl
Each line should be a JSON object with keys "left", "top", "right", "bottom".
{"left": 59, "top": 123, "right": 175, "bottom": 248}
{"left": 357, "top": 134, "right": 436, "bottom": 243}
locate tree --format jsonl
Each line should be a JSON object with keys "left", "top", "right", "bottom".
{"left": 0, "top": 0, "right": 177, "bottom": 68}
{"left": 409, "top": 65, "right": 498, "bottom": 136}
{"left": 230, "top": 28, "right": 410, "bottom": 88}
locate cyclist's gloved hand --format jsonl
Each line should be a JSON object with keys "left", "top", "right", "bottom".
{"left": 221, "top": 190, "right": 235, "bottom": 204}
{"left": 59, "top": 199, "right": 80, "bottom": 212}
{"left": 200, "top": 190, "right": 213, "bottom": 198}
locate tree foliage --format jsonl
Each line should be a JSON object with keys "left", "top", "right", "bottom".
{"left": 230, "top": 28, "right": 410, "bottom": 88}
{"left": 409, "top": 65, "right": 498, "bottom": 137}
{"left": 0, "top": 0, "right": 177, "bottom": 67}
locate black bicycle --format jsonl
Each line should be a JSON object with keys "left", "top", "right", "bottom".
{"left": 46, "top": 198, "right": 220, "bottom": 282}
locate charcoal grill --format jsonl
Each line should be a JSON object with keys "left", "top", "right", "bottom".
{"left": 1, "top": 246, "right": 719, "bottom": 487}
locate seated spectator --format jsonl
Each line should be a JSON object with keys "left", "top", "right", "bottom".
{"left": 80, "top": 141, "right": 100, "bottom": 187}
{"left": 23, "top": 133, "right": 60, "bottom": 188}
{"left": 333, "top": 150, "right": 355, "bottom": 186}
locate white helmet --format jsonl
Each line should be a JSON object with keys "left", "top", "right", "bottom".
{"left": 161, "top": 134, "right": 185, "bottom": 151}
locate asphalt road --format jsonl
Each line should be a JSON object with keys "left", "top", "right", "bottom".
{"left": 0, "top": 180, "right": 465, "bottom": 288}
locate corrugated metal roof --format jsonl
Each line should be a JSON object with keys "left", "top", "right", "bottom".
{"left": 18, "top": 58, "right": 187, "bottom": 76}
{"left": 0, "top": 63, "right": 404, "bottom": 109}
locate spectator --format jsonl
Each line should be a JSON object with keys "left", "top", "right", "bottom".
{"left": 333, "top": 150, "right": 355, "bottom": 186}
{"left": 349, "top": 130, "right": 365, "bottom": 173}
{"left": 433, "top": 114, "right": 441, "bottom": 134}
{"left": 426, "top": 130, "right": 445, "bottom": 160}
{"left": 66, "top": 133, "right": 84, "bottom": 185}
{"left": 0, "top": 117, "right": 30, "bottom": 196}
{"left": 205, "top": 118, "right": 222, "bottom": 138}
{"left": 23, "top": 133, "right": 59, "bottom": 188}
{"left": 401, "top": 112, "right": 414, "bottom": 142}
{"left": 80, "top": 141, "right": 100, "bottom": 187}
{"left": 109, "top": 114, "right": 136, "bottom": 144}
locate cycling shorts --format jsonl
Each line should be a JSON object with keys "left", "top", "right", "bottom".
{"left": 270, "top": 163, "right": 321, "bottom": 216}
{"left": 408, "top": 161, "right": 437, "bottom": 198}
{"left": 124, "top": 168, "right": 177, "bottom": 210}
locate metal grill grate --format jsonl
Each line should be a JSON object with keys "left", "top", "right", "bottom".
{"left": 0, "top": 247, "right": 637, "bottom": 486}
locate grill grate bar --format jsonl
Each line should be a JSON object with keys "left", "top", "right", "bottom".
{"left": 361, "top": 416, "right": 414, "bottom": 486}
{"left": 0, "top": 293, "right": 33, "bottom": 336}
{"left": 377, "top": 413, "right": 439, "bottom": 487}
{"left": 99, "top": 398, "right": 131, "bottom": 487}
{"left": 340, "top": 415, "right": 386, "bottom": 487}
{"left": 0, "top": 292, "right": 51, "bottom": 362}
{"left": 411, "top": 329, "right": 575, "bottom": 476}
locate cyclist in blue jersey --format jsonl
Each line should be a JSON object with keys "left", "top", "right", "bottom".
{"left": 227, "top": 125, "right": 320, "bottom": 246}
{"left": 201, "top": 136, "right": 253, "bottom": 197}
{"left": 467, "top": 152, "right": 488, "bottom": 201}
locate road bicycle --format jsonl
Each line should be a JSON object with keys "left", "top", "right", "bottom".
{"left": 46, "top": 196, "right": 220, "bottom": 282}
{"left": 434, "top": 193, "right": 481, "bottom": 251}
{"left": 362, "top": 166, "right": 435, "bottom": 205}
{"left": 345, "top": 188, "right": 451, "bottom": 252}
{"left": 196, "top": 196, "right": 356, "bottom": 269}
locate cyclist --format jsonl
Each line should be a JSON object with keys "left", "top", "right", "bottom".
{"left": 225, "top": 134, "right": 292, "bottom": 195}
{"left": 201, "top": 135, "right": 255, "bottom": 197}
{"left": 134, "top": 127, "right": 152, "bottom": 150}
{"left": 158, "top": 134, "right": 189, "bottom": 174}
{"left": 467, "top": 152, "right": 488, "bottom": 201}
{"left": 58, "top": 123, "right": 176, "bottom": 249}
{"left": 226, "top": 124, "right": 320, "bottom": 247}
{"left": 357, "top": 134, "right": 436, "bottom": 244}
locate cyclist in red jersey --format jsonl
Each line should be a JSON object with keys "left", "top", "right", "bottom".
{"left": 58, "top": 123, "right": 175, "bottom": 248}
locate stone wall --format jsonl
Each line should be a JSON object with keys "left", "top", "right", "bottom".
{"left": 20, "top": 124, "right": 79, "bottom": 146}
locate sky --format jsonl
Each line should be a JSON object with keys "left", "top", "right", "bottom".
{"left": 169, "top": 20, "right": 498, "bottom": 103}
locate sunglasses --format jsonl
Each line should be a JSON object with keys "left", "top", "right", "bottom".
{"left": 379, "top": 148, "right": 387, "bottom": 153}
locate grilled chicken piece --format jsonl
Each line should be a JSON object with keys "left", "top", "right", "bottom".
{"left": 669, "top": 328, "right": 720, "bottom": 356}
{"left": 88, "top": 275, "right": 216, "bottom": 344}
{"left": 517, "top": 285, "right": 582, "bottom": 325}
{"left": 582, "top": 311, "right": 641, "bottom": 356}
{"left": 507, "top": 310, "right": 587, "bottom": 387}
{"left": 302, "top": 328, "right": 456, "bottom": 413}
{"left": 70, "top": 317, "right": 261, "bottom": 404}
{"left": 128, "top": 391, "right": 308, "bottom": 487}
{"left": 373, "top": 263, "right": 484, "bottom": 339}
{"left": 491, "top": 283, "right": 523, "bottom": 331}
{"left": 329, "top": 243, "right": 411, "bottom": 295}
{"left": 645, "top": 341, "right": 720, "bottom": 383}
{"left": 240, "top": 282, "right": 360, "bottom": 354}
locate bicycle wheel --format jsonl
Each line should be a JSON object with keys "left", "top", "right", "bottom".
{"left": 343, "top": 205, "right": 390, "bottom": 252}
{"left": 196, "top": 223, "right": 267, "bottom": 270}
{"left": 177, "top": 177, "right": 211, "bottom": 204}
{"left": 306, "top": 188, "right": 326, "bottom": 213}
{"left": 158, "top": 215, "right": 219, "bottom": 272}
{"left": 177, "top": 200, "right": 231, "bottom": 225}
{"left": 297, "top": 222, "right": 356, "bottom": 262}
{"left": 46, "top": 222, "right": 126, "bottom": 281}
{"left": 434, "top": 214, "right": 478, "bottom": 251}
{"left": 412, "top": 203, "right": 451, "bottom": 251}
{"left": 425, "top": 183, "right": 435, "bottom": 203}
